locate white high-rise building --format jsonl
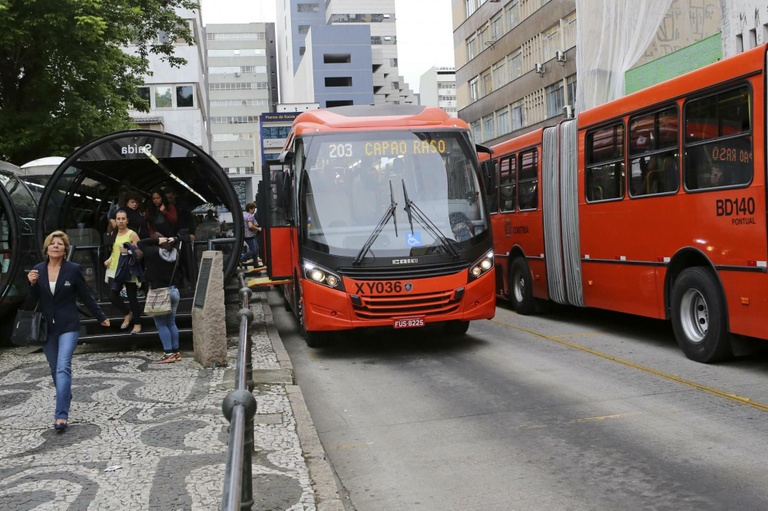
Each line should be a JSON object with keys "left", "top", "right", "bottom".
{"left": 419, "top": 67, "right": 457, "bottom": 116}
{"left": 206, "top": 23, "right": 277, "bottom": 176}
{"left": 127, "top": 7, "right": 210, "bottom": 151}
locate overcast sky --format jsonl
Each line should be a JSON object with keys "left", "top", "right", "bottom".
{"left": 198, "top": 0, "right": 455, "bottom": 93}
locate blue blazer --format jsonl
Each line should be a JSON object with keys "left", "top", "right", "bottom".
{"left": 25, "top": 260, "right": 108, "bottom": 337}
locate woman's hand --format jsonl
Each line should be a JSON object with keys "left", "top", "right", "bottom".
{"left": 28, "top": 269, "right": 39, "bottom": 285}
{"left": 104, "top": 258, "right": 111, "bottom": 267}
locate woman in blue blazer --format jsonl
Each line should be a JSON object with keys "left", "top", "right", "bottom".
{"left": 26, "top": 230, "right": 110, "bottom": 431}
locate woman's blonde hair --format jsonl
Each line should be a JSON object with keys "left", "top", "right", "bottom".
{"left": 43, "top": 230, "right": 71, "bottom": 256}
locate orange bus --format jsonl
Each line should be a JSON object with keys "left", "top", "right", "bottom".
{"left": 265, "top": 105, "right": 495, "bottom": 346}
{"left": 486, "top": 43, "right": 768, "bottom": 363}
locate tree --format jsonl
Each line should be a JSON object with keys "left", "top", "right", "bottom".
{"left": 0, "top": 0, "right": 198, "bottom": 165}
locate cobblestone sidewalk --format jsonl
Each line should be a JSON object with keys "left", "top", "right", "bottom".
{"left": 0, "top": 293, "right": 335, "bottom": 510}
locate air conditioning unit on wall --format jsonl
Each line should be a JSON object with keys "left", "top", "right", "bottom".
{"left": 563, "top": 105, "right": 574, "bottom": 118}
{"left": 556, "top": 50, "right": 566, "bottom": 62}
{"left": 534, "top": 63, "right": 545, "bottom": 74}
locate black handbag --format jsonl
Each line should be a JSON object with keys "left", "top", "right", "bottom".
{"left": 11, "top": 306, "right": 48, "bottom": 347}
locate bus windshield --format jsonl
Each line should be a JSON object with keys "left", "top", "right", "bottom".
{"left": 299, "top": 130, "right": 488, "bottom": 260}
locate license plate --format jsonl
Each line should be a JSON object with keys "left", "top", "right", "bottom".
{"left": 393, "top": 317, "right": 424, "bottom": 329}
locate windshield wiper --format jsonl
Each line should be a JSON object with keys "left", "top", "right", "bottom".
{"left": 401, "top": 180, "right": 460, "bottom": 258}
{"left": 353, "top": 181, "right": 399, "bottom": 265}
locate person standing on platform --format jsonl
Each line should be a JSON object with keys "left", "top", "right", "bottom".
{"left": 138, "top": 235, "right": 183, "bottom": 363}
{"left": 26, "top": 231, "right": 110, "bottom": 431}
{"left": 241, "top": 202, "right": 261, "bottom": 267}
{"left": 145, "top": 188, "right": 177, "bottom": 237}
{"left": 104, "top": 210, "right": 143, "bottom": 334}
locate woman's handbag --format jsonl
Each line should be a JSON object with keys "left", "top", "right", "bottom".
{"left": 11, "top": 306, "right": 48, "bottom": 347}
{"left": 143, "top": 242, "right": 180, "bottom": 317}
{"left": 144, "top": 287, "right": 172, "bottom": 316}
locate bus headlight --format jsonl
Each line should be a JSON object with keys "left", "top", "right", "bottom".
{"left": 469, "top": 250, "right": 494, "bottom": 281}
{"left": 303, "top": 260, "right": 345, "bottom": 291}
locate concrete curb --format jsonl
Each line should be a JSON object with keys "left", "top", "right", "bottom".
{"left": 260, "top": 292, "right": 346, "bottom": 511}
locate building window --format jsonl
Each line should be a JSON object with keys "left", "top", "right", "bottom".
{"left": 208, "top": 49, "right": 266, "bottom": 57}
{"left": 542, "top": 23, "right": 561, "bottom": 60}
{"left": 136, "top": 86, "right": 150, "bottom": 104}
{"left": 493, "top": 59, "right": 506, "bottom": 90}
{"left": 545, "top": 81, "right": 565, "bottom": 118}
{"left": 298, "top": 25, "right": 310, "bottom": 34}
{"left": 176, "top": 85, "right": 194, "bottom": 108}
{"left": 483, "top": 115, "right": 495, "bottom": 141}
{"left": 467, "top": 35, "right": 478, "bottom": 59}
{"left": 471, "top": 120, "right": 481, "bottom": 141}
{"left": 324, "top": 53, "right": 351, "bottom": 64}
{"left": 325, "top": 77, "right": 352, "bottom": 87}
{"left": 481, "top": 71, "right": 492, "bottom": 96}
{"left": 496, "top": 107, "right": 510, "bottom": 136}
{"left": 478, "top": 25, "right": 489, "bottom": 49}
{"left": 297, "top": 3, "right": 320, "bottom": 12}
{"left": 155, "top": 86, "right": 172, "bottom": 108}
{"left": 206, "top": 32, "right": 262, "bottom": 41}
{"left": 563, "top": 11, "right": 577, "bottom": 49}
{"left": 299, "top": 46, "right": 306, "bottom": 56}
{"left": 505, "top": 1, "right": 519, "bottom": 30}
{"left": 566, "top": 74, "right": 577, "bottom": 109}
{"left": 466, "top": 0, "right": 477, "bottom": 17}
{"left": 491, "top": 14, "right": 504, "bottom": 41}
{"left": 508, "top": 49, "right": 522, "bottom": 81}
{"left": 511, "top": 100, "right": 525, "bottom": 130}
{"left": 469, "top": 77, "right": 480, "bottom": 102}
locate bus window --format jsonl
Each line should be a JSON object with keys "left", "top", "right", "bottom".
{"left": 482, "top": 159, "right": 498, "bottom": 213}
{"left": 684, "top": 85, "right": 753, "bottom": 190}
{"left": 629, "top": 106, "right": 679, "bottom": 197}
{"left": 586, "top": 123, "right": 625, "bottom": 202}
{"left": 518, "top": 149, "right": 538, "bottom": 211}
{"left": 499, "top": 155, "right": 516, "bottom": 212}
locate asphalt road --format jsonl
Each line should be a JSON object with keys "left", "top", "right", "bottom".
{"left": 268, "top": 290, "right": 768, "bottom": 511}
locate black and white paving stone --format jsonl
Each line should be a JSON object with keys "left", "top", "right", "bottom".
{"left": 0, "top": 300, "right": 316, "bottom": 510}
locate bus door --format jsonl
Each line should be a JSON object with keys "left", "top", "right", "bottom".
{"left": 260, "top": 163, "right": 292, "bottom": 280}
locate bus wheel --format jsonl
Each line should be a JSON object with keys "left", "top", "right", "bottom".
{"left": 298, "top": 296, "right": 327, "bottom": 348}
{"left": 444, "top": 320, "right": 470, "bottom": 335}
{"left": 671, "top": 267, "right": 731, "bottom": 363}
{"left": 509, "top": 258, "right": 535, "bottom": 315}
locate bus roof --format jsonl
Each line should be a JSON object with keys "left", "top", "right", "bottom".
{"left": 290, "top": 104, "right": 469, "bottom": 135}
{"left": 579, "top": 43, "right": 767, "bottom": 128}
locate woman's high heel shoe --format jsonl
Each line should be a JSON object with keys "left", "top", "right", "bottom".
{"left": 120, "top": 313, "right": 132, "bottom": 330}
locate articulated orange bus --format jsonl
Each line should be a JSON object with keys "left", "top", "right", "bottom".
{"left": 485, "top": 43, "right": 768, "bottom": 363}
{"left": 265, "top": 105, "right": 495, "bottom": 346}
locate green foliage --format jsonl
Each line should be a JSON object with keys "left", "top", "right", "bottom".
{"left": 0, "top": 0, "right": 199, "bottom": 165}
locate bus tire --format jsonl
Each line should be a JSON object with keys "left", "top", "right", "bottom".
{"left": 298, "top": 296, "right": 327, "bottom": 347}
{"left": 509, "top": 257, "right": 535, "bottom": 315}
{"left": 444, "top": 320, "right": 470, "bottom": 335}
{"left": 671, "top": 267, "right": 731, "bottom": 363}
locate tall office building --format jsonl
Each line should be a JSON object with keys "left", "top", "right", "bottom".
{"left": 453, "top": 0, "right": 726, "bottom": 146}
{"left": 453, "top": 0, "right": 577, "bottom": 145}
{"left": 419, "top": 67, "right": 458, "bottom": 117}
{"left": 127, "top": 6, "right": 210, "bottom": 151}
{"left": 277, "top": 0, "right": 417, "bottom": 107}
{"left": 206, "top": 23, "right": 277, "bottom": 176}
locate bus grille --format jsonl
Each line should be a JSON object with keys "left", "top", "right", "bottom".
{"left": 352, "top": 290, "right": 460, "bottom": 319}
{"left": 338, "top": 262, "right": 468, "bottom": 280}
